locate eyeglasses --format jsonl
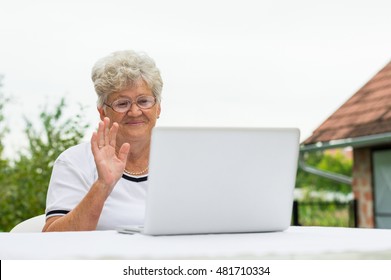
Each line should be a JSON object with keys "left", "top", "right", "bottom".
{"left": 104, "top": 95, "right": 156, "bottom": 113}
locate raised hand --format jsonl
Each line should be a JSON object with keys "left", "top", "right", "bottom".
{"left": 91, "top": 117, "right": 130, "bottom": 196}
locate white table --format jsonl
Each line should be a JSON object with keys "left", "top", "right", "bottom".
{"left": 1, "top": 226, "right": 391, "bottom": 259}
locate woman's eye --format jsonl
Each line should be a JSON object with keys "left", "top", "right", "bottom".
{"left": 115, "top": 100, "right": 130, "bottom": 108}
{"left": 138, "top": 99, "right": 149, "bottom": 105}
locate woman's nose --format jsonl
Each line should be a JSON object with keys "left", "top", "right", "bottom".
{"left": 126, "top": 103, "right": 142, "bottom": 117}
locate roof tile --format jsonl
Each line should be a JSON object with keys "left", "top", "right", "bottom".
{"left": 304, "top": 60, "right": 391, "bottom": 145}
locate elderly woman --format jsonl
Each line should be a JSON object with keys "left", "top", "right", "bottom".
{"left": 43, "top": 50, "right": 162, "bottom": 231}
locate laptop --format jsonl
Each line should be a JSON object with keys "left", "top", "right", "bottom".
{"left": 117, "top": 127, "right": 300, "bottom": 235}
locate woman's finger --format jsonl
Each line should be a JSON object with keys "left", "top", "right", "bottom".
{"left": 118, "top": 143, "right": 130, "bottom": 162}
{"left": 91, "top": 131, "right": 100, "bottom": 155}
{"left": 104, "top": 117, "right": 110, "bottom": 146}
{"left": 109, "top": 122, "right": 118, "bottom": 147}
{"left": 97, "top": 121, "right": 105, "bottom": 148}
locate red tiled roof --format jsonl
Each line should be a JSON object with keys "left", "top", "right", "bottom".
{"left": 303, "top": 61, "right": 391, "bottom": 145}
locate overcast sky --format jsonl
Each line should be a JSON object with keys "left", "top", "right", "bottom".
{"left": 1, "top": 0, "right": 391, "bottom": 157}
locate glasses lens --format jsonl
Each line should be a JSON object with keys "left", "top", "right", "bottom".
{"left": 137, "top": 96, "right": 156, "bottom": 109}
{"left": 109, "top": 96, "right": 156, "bottom": 112}
{"left": 112, "top": 99, "right": 131, "bottom": 113}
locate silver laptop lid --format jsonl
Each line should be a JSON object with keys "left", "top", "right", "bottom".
{"left": 144, "top": 127, "right": 300, "bottom": 235}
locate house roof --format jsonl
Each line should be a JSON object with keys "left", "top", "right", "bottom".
{"left": 303, "top": 60, "right": 391, "bottom": 147}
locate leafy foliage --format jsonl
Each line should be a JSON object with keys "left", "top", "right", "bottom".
{"left": 0, "top": 77, "right": 9, "bottom": 167}
{"left": 296, "top": 150, "right": 353, "bottom": 194}
{"left": 0, "top": 79, "right": 12, "bottom": 210}
{"left": 294, "top": 150, "right": 354, "bottom": 227}
{"left": 0, "top": 96, "right": 90, "bottom": 232}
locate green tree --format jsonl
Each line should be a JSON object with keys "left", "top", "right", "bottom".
{"left": 296, "top": 150, "right": 353, "bottom": 194}
{"left": 0, "top": 98, "right": 90, "bottom": 231}
{"left": 0, "top": 78, "right": 12, "bottom": 219}
{"left": 294, "top": 150, "right": 354, "bottom": 227}
{"left": 0, "top": 76, "right": 9, "bottom": 166}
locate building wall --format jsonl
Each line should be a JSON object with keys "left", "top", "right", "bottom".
{"left": 352, "top": 148, "right": 374, "bottom": 228}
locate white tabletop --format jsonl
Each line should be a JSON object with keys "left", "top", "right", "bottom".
{"left": 1, "top": 226, "right": 391, "bottom": 259}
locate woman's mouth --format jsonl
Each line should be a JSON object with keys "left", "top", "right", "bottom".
{"left": 124, "top": 120, "right": 145, "bottom": 126}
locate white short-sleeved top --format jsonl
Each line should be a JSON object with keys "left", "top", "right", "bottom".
{"left": 45, "top": 142, "right": 147, "bottom": 230}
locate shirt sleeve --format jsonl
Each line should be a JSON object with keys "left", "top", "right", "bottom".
{"left": 45, "top": 148, "right": 96, "bottom": 219}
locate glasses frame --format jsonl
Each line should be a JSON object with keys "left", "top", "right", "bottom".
{"left": 104, "top": 95, "right": 157, "bottom": 113}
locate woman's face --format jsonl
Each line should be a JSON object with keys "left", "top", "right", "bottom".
{"left": 98, "top": 80, "right": 161, "bottom": 147}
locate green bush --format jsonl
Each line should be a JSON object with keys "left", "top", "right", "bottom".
{"left": 0, "top": 96, "right": 89, "bottom": 232}
{"left": 295, "top": 150, "right": 354, "bottom": 227}
{"left": 296, "top": 150, "right": 353, "bottom": 194}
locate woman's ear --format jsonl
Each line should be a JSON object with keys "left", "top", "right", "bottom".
{"left": 97, "top": 107, "right": 106, "bottom": 121}
{"left": 156, "top": 104, "right": 161, "bottom": 119}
